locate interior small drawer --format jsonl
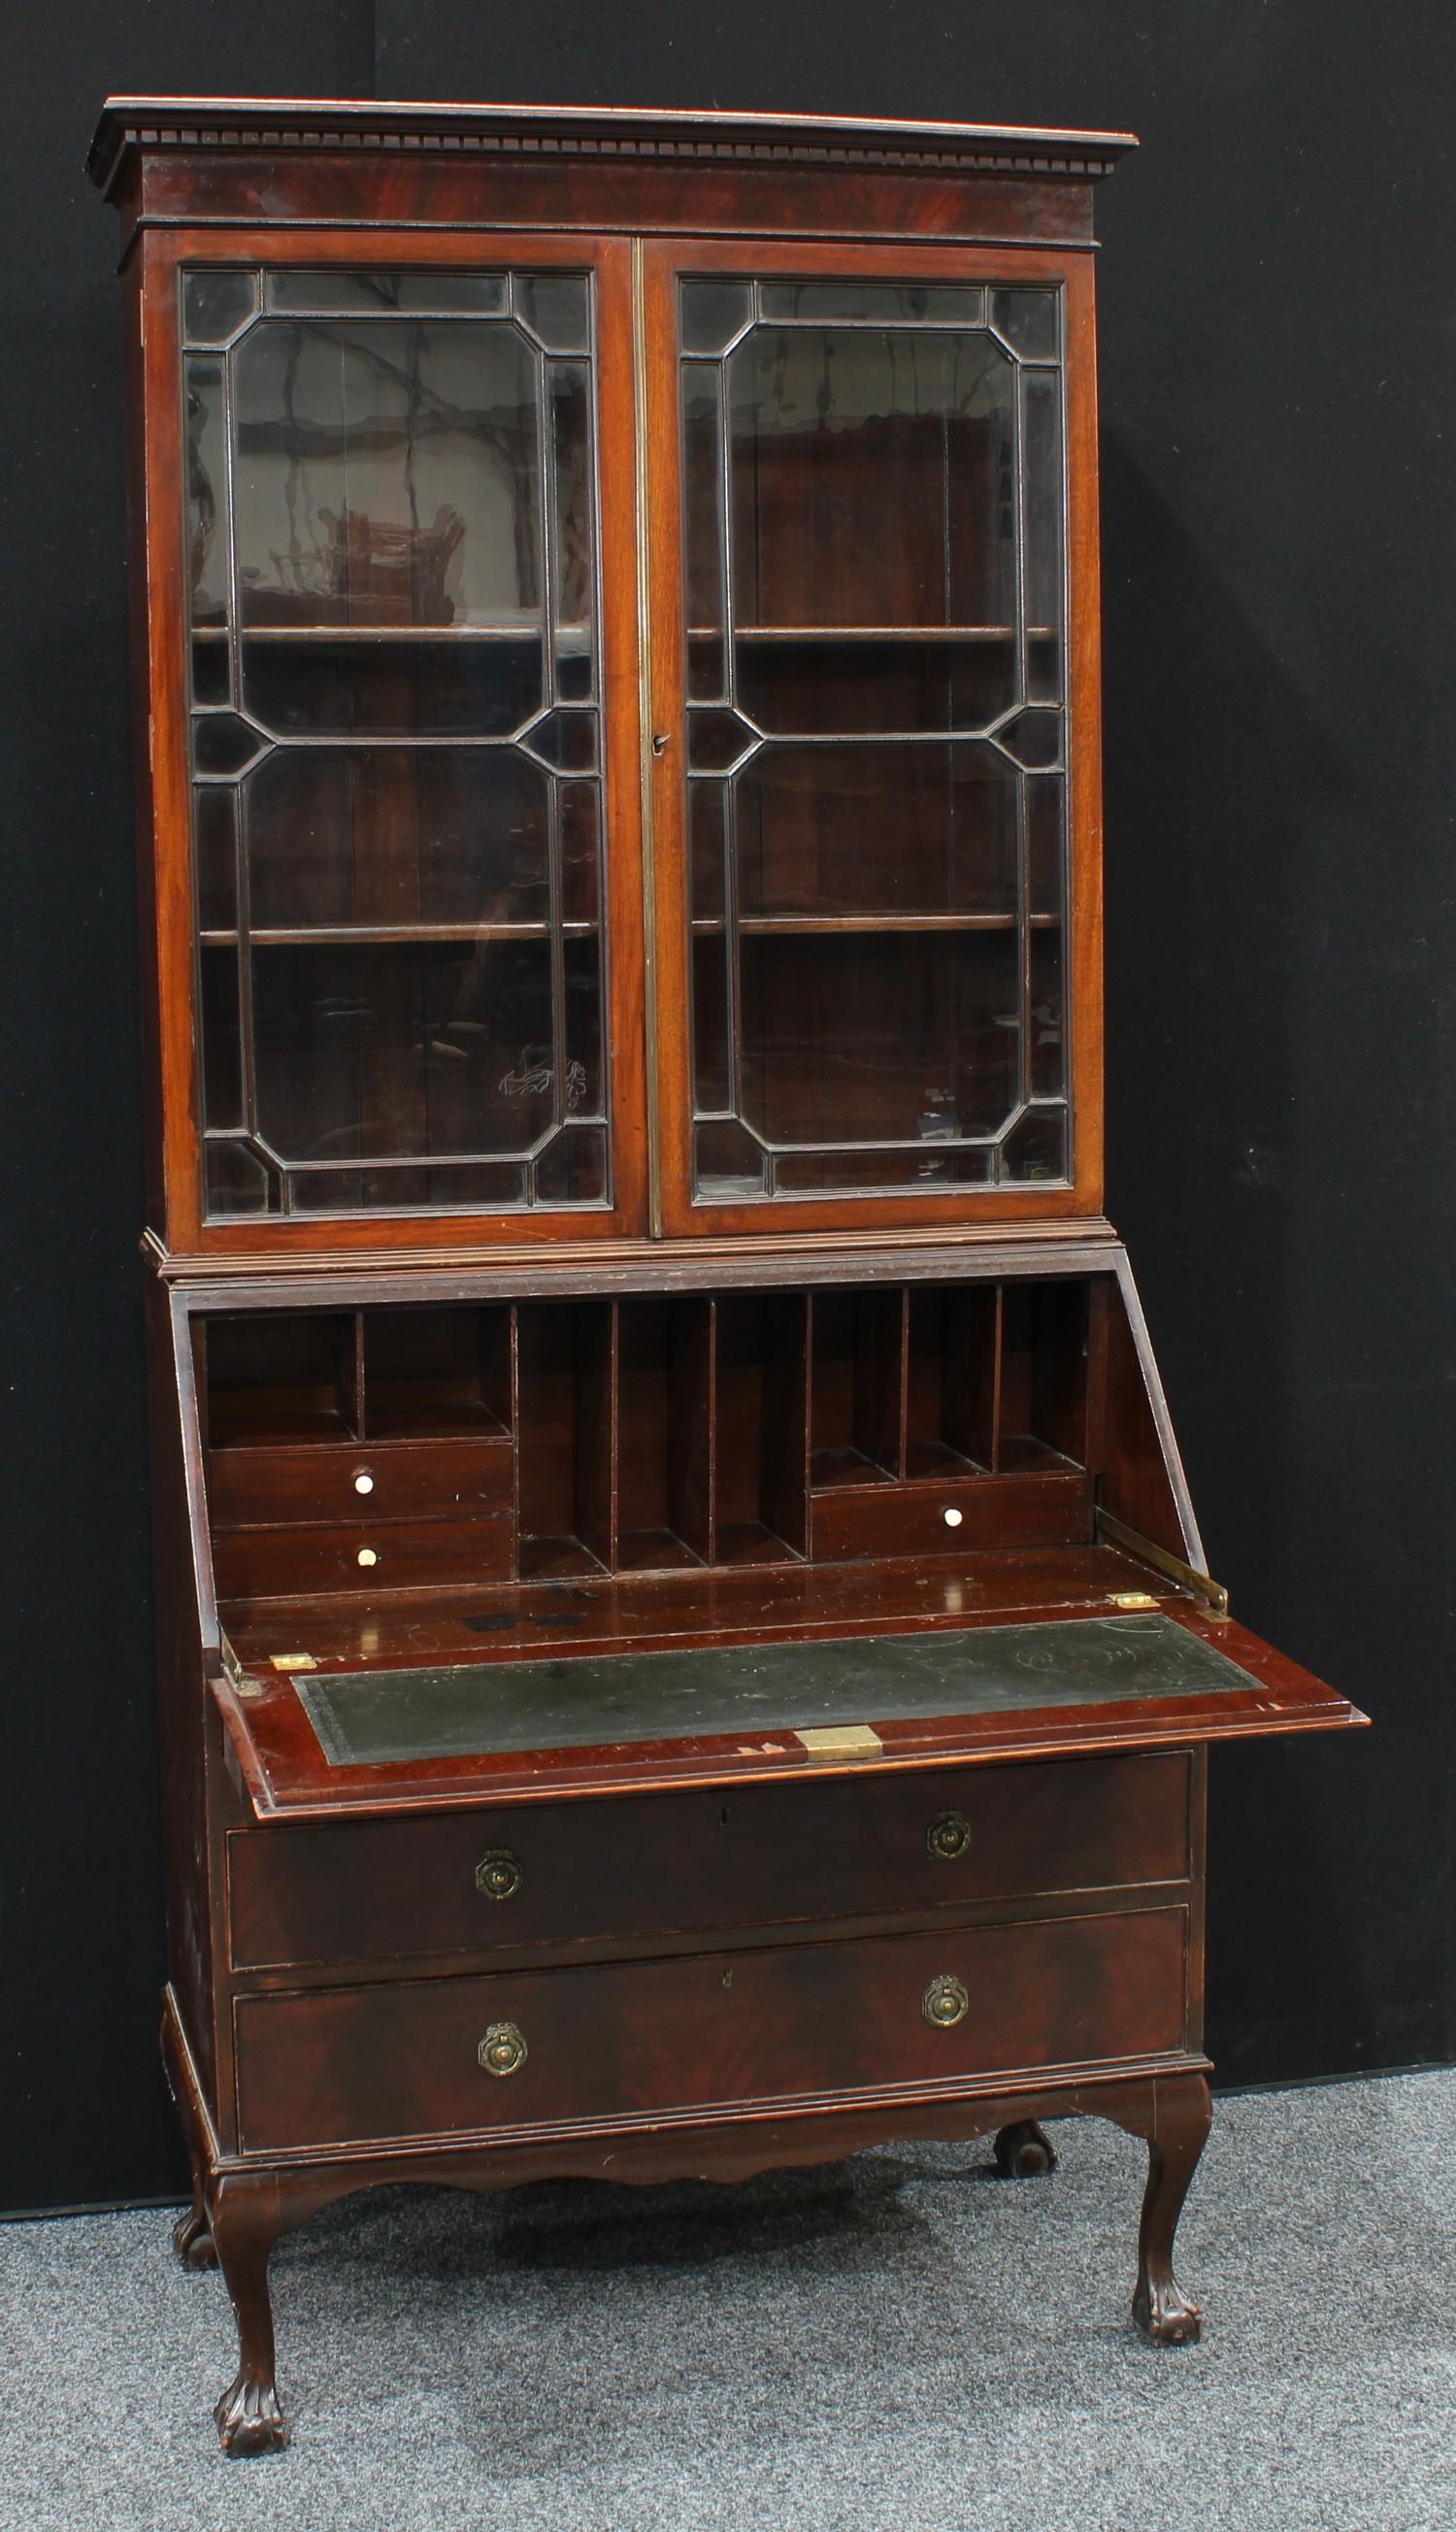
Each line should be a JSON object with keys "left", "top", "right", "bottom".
{"left": 234, "top": 1904, "right": 1191, "bottom": 2151}
{"left": 811, "top": 1469, "right": 1092, "bottom": 1560}
{"left": 209, "top": 1437, "right": 514, "bottom": 1530}
{"left": 213, "top": 1514, "right": 513, "bottom": 1601}
{"left": 226, "top": 1750, "right": 1191, "bottom": 1970}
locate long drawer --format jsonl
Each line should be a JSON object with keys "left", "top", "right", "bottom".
{"left": 227, "top": 1749, "right": 1191, "bottom": 1970}
{"left": 234, "top": 1905, "right": 1190, "bottom": 2151}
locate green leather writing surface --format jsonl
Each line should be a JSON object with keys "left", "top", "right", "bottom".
{"left": 295, "top": 1611, "right": 1256, "bottom": 1768}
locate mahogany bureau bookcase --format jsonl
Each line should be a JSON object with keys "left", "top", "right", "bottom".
{"left": 88, "top": 95, "right": 1365, "bottom": 2454}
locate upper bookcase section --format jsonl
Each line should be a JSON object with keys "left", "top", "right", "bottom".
{"left": 92, "top": 99, "right": 1135, "bottom": 1268}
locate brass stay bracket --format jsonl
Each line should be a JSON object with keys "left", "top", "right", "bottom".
{"left": 1096, "top": 1508, "right": 1232, "bottom": 1624}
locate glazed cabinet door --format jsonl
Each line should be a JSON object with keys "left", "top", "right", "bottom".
{"left": 140, "top": 232, "right": 648, "bottom": 1252}
{"left": 643, "top": 241, "right": 1103, "bottom": 1236}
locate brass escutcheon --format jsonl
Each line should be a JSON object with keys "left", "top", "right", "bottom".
{"left": 922, "top": 1973, "right": 970, "bottom": 2030}
{"left": 475, "top": 1849, "right": 523, "bottom": 1902}
{"left": 926, "top": 1809, "right": 972, "bottom": 1862}
{"left": 478, "top": 2021, "right": 527, "bottom": 2078}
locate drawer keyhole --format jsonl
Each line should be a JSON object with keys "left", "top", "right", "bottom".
{"left": 926, "top": 1810, "right": 972, "bottom": 1863}
{"left": 475, "top": 1849, "right": 523, "bottom": 1902}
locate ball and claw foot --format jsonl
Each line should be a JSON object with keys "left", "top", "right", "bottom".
{"left": 173, "top": 2204, "right": 217, "bottom": 2270}
{"left": 1133, "top": 2275, "right": 1203, "bottom": 2346}
{"left": 993, "top": 2119, "right": 1058, "bottom": 2179}
{"left": 215, "top": 2371, "right": 289, "bottom": 2457}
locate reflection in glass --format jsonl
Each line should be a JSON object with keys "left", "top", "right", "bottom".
{"left": 231, "top": 319, "right": 542, "bottom": 632}
{"left": 185, "top": 264, "right": 609, "bottom": 1218}
{"left": 265, "top": 271, "right": 510, "bottom": 316}
{"left": 759, "top": 282, "right": 986, "bottom": 325}
{"left": 678, "top": 274, "right": 1071, "bottom": 1196}
{"left": 729, "top": 327, "right": 1016, "bottom": 632}
{"left": 184, "top": 358, "right": 227, "bottom": 628}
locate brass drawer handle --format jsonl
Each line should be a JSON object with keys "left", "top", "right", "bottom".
{"left": 926, "top": 1809, "right": 972, "bottom": 1862}
{"left": 922, "top": 1973, "right": 970, "bottom": 2030}
{"left": 475, "top": 1849, "right": 523, "bottom": 1902}
{"left": 478, "top": 2021, "right": 527, "bottom": 2078}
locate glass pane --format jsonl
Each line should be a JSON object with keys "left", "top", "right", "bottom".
{"left": 534, "top": 1123, "right": 607, "bottom": 1205}
{"left": 776, "top": 1146, "right": 991, "bottom": 1192}
{"left": 999, "top": 1105, "right": 1068, "bottom": 1182}
{"left": 205, "top": 1138, "right": 273, "bottom": 1216}
{"left": 682, "top": 365, "right": 727, "bottom": 701}
{"left": 759, "top": 282, "right": 986, "bottom": 325}
{"left": 291, "top": 1160, "right": 527, "bottom": 1213}
{"left": 199, "top": 949, "right": 245, "bottom": 1129}
{"left": 184, "top": 358, "right": 228, "bottom": 630}
{"left": 190, "top": 637, "right": 230, "bottom": 706}
{"left": 734, "top": 745, "right": 1019, "bottom": 918}
{"left": 679, "top": 281, "right": 752, "bottom": 355}
{"left": 187, "top": 269, "right": 609, "bottom": 1220}
{"left": 550, "top": 362, "right": 595, "bottom": 693}
{"left": 183, "top": 269, "right": 258, "bottom": 345}
{"left": 195, "top": 787, "right": 238, "bottom": 931}
{"left": 729, "top": 327, "right": 1016, "bottom": 631}
{"left": 737, "top": 934, "right": 1019, "bottom": 1149}
{"left": 244, "top": 749, "right": 551, "bottom": 930}
{"left": 241, "top": 635, "right": 541, "bottom": 737}
{"left": 515, "top": 274, "right": 590, "bottom": 352}
{"left": 991, "top": 287, "right": 1060, "bottom": 362}
{"left": 231, "top": 319, "right": 542, "bottom": 630}
{"left": 264, "top": 272, "right": 508, "bottom": 316}
{"left": 560, "top": 782, "right": 600, "bottom": 926}
{"left": 251, "top": 941, "right": 556, "bottom": 1163}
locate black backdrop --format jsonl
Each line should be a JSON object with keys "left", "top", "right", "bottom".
{"left": 3, "top": 2, "right": 1451, "bottom": 2214}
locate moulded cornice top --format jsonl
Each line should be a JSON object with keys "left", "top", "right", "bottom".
{"left": 86, "top": 94, "right": 1138, "bottom": 199}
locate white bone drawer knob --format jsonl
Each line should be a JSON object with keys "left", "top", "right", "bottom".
{"left": 353, "top": 1471, "right": 375, "bottom": 1495}
{"left": 943, "top": 1506, "right": 964, "bottom": 1528}
{"left": 356, "top": 1547, "right": 379, "bottom": 1569}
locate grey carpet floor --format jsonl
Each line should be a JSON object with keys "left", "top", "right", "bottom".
{"left": 3, "top": 2070, "right": 1454, "bottom": 2532}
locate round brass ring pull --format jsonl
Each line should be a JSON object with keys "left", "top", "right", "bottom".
{"left": 926, "top": 1809, "right": 972, "bottom": 1863}
{"left": 478, "top": 2021, "right": 527, "bottom": 2078}
{"left": 922, "top": 1973, "right": 970, "bottom": 2030}
{"left": 475, "top": 1849, "right": 523, "bottom": 1902}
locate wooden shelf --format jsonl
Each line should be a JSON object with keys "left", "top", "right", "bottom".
{"left": 199, "top": 922, "right": 596, "bottom": 947}
{"left": 194, "top": 620, "right": 591, "bottom": 645}
{"left": 690, "top": 913, "right": 1061, "bottom": 937}
{"left": 686, "top": 624, "right": 1058, "bottom": 644}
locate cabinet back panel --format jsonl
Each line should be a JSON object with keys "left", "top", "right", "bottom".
{"left": 203, "top": 1275, "right": 1115, "bottom": 1604}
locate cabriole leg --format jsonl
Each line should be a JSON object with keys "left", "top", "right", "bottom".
{"left": 1132, "top": 2075, "right": 1212, "bottom": 2346}
{"left": 208, "top": 2175, "right": 287, "bottom": 2455}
